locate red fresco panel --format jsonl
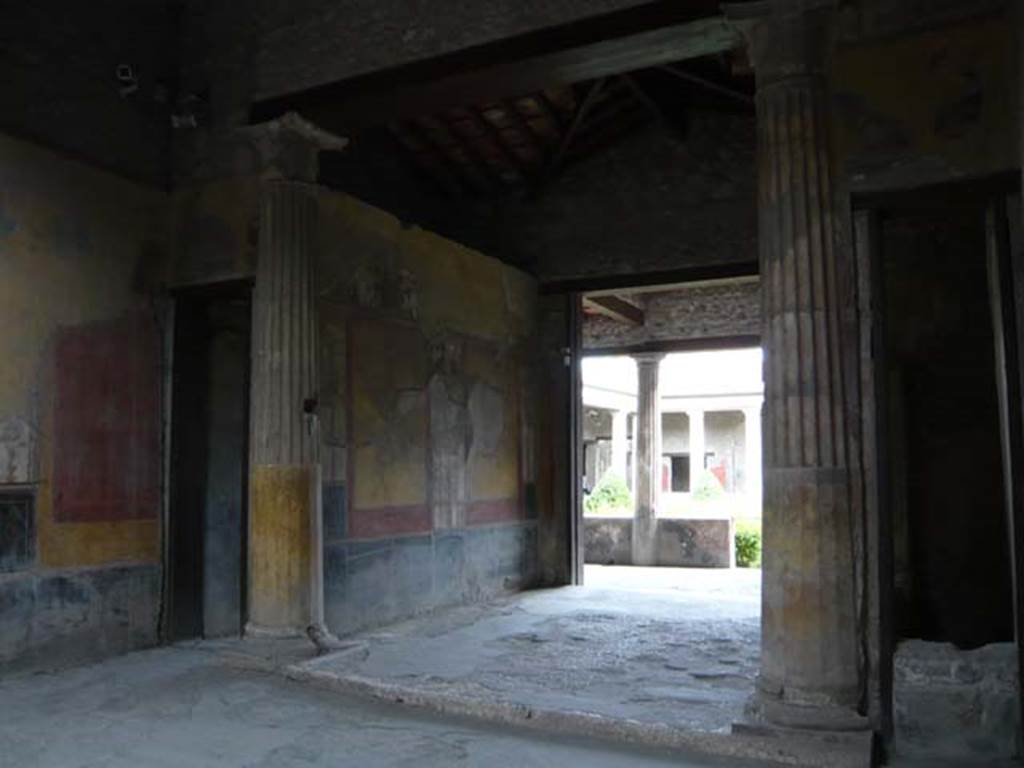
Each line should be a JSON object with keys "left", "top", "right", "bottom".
{"left": 466, "top": 498, "right": 522, "bottom": 526}
{"left": 348, "top": 504, "right": 432, "bottom": 539}
{"left": 54, "top": 313, "right": 160, "bottom": 522}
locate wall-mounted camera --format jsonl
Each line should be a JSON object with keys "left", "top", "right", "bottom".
{"left": 115, "top": 64, "right": 138, "bottom": 98}
{"left": 171, "top": 92, "right": 203, "bottom": 129}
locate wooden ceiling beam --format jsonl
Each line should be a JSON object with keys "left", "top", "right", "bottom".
{"left": 454, "top": 108, "right": 528, "bottom": 181}
{"left": 583, "top": 295, "right": 645, "bottom": 326}
{"left": 408, "top": 118, "right": 491, "bottom": 194}
{"left": 618, "top": 74, "right": 664, "bottom": 122}
{"left": 251, "top": 10, "right": 740, "bottom": 131}
{"left": 494, "top": 100, "right": 549, "bottom": 164}
{"left": 531, "top": 92, "right": 566, "bottom": 135}
{"left": 552, "top": 78, "right": 606, "bottom": 174}
{"left": 658, "top": 64, "right": 754, "bottom": 108}
{"left": 387, "top": 123, "right": 466, "bottom": 198}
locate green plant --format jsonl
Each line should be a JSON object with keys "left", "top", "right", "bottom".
{"left": 692, "top": 469, "right": 724, "bottom": 502}
{"left": 585, "top": 474, "right": 632, "bottom": 515}
{"left": 735, "top": 524, "right": 762, "bottom": 568}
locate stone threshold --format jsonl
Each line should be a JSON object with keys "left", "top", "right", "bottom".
{"left": 272, "top": 647, "right": 873, "bottom": 768}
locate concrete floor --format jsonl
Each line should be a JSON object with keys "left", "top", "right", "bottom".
{"left": 299, "top": 565, "right": 761, "bottom": 735}
{"left": 0, "top": 644, "right": 766, "bottom": 768}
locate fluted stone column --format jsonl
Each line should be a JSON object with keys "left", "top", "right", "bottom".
{"left": 726, "top": 0, "right": 864, "bottom": 728}
{"left": 611, "top": 409, "right": 629, "bottom": 481}
{"left": 632, "top": 354, "right": 664, "bottom": 565}
{"left": 744, "top": 405, "right": 763, "bottom": 516}
{"left": 687, "top": 409, "right": 705, "bottom": 491}
{"left": 249, "top": 181, "right": 321, "bottom": 632}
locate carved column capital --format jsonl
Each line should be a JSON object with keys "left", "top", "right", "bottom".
{"left": 631, "top": 352, "right": 666, "bottom": 366}
{"left": 724, "top": 0, "right": 839, "bottom": 88}
{"left": 177, "top": 111, "right": 349, "bottom": 184}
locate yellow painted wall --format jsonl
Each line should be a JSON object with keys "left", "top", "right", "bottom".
{"left": 464, "top": 343, "right": 520, "bottom": 503}
{"left": 0, "top": 132, "right": 166, "bottom": 568}
{"left": 317, "top": 192, "right": 538, "bottom": 526}
{"left": 319, "top": 194, "right": 536, "bottom": 343}
{"left": 350, "top": 319, "right": 429, "bottom": 510}
{"left": 168, "top": 176, "right": 260, "bottom": 285}
{"left": 834, "top": 13, "right": 1017, "bottom": 187}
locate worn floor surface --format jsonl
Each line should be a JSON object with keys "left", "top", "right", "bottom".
{"left": 0, "top": 644, "right": 764, "bottom": 768}
{"left": 301, "top": 565, "right": 761, "bottom": 734}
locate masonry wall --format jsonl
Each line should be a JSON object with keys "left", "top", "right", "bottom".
{"left": 582, "top": 280, "right": 760, "bottom": 351}
{"left": 0, "top": 133, "right": 168, "bottom": 672}
{"left": 517, "top": 114, "right": 757, "bottom": 281}
{"left": 179, "top": 0, "right": 658, "bottom": 118}
{"left": 315, "top": 194, "right": 540, "bottom": 636}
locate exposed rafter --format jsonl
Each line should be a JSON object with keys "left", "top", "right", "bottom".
{"left": 658, "top": 64, "right": 754, "bottom": 108}
{"left": 552, "top": 78, "right": 606, "bottom": 172}
{"left": 251, "top": 9, "right": 740, "bottom": 131}
{"left": 583, "top": 295, "right": 645, "bottom": 326}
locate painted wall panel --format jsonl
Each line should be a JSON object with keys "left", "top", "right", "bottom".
{"left": 0, "top": 131, "right": 166, "bottom": 668}
{"left": 316, "top": 191, "right": 540, "bottom": 634}
{"left": 350, "top": 318, "right": 429, "bottom": 513}
{"left": 53, "top": 314, "right": 160, "bottom": 523}
{"left": 834, "top": 14, "right": 1017, "bottom": 189}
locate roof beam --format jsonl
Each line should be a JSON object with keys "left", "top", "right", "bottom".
{"left": 453, "top": 107, "right": 528, "bottom": 181}
{"left": 658, "top": 64, "right": 754, "bottom": 108}
{"left": 583, "top": 295, "right": 645, "bottom": 326}
{"left": 251, "top": 9, "right": 740, "bottom": 131}
{"left": 552, "top": 78, "right": 606, "bottom": 173}
{"left": 495, "top": 100, "right": 549, "bottom": 164}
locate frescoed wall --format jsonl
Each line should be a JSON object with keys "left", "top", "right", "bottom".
{"left": 0, "top": 133, "right": 167, "bottom": 672}
{"left": 833, "top": 12, "right": 1018, "bottom": 191}
{"left": 316, "top": 193, "right": 539, "bottom": 635}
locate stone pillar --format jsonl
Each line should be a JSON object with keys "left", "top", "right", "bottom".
{"left": 611, "top": 409, "right": 629, "bottom": 481}
{"left": 632, "top": 353, "right": 664, "bottom": 565}
{"left": 726, "top": 0, "right": 864, "bottom": 728}
{"left": 744, "top": 405, "right": 763, "bottom": 516}
{"left": 249, "top": 181, "right": 321, "bottom": 633}
{"left": 687, "top": 409, "right": 705, "bottom": 492}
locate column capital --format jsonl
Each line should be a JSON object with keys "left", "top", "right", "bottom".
{"left": 631, "top": 352, "right": 666, "bottom": 365}
{"left": 179, "top": 111, "right": 349, "bottom": 184}
{"left": 724, "top": 0, "right": 839, "bottom": 88}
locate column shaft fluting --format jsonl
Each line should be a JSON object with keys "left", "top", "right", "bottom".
{"left": 688, "top": 409, "right": 705, "bottom": 491}
{"left": 611, "top": 410, "right": 629, "bottom": 480}
{"left": 632, "top": 354, "right": 663, "bottom": 565}
{"left": 249, "top": 181, "right": 320, "bottom": 631}
{"left": 729, "top": 0, "right": 863, "bottom": 725}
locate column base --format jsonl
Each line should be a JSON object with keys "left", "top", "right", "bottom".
{"left": 631, "top": 515, "right": 658, "bottom": 566}
{"left": 746, "top": 680, "right": 870, "bottom": 732}
{"left": 732, "top": 720, "right": 875, "bottom": 768}
{"left": 244, "top": 622, "right": 306, "bottom": 639}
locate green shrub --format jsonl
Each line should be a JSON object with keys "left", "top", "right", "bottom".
{"left": 692, "top": 469, "right": 725, "bottom": 502}
{"left": 585, "top": 474, "right": 632, "bottom": 515}
{"left": 735, "top": 525, "right": 762, "bottom": 568}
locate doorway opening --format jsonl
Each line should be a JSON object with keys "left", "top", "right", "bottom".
{"left": 560, "top": 282, "right": 765, "bottom": 731}
{"left": 166, "top": 284, "right": 251, "bottom": 642}
{"left": 867, "top": 193, "right": 1022, "bottom": 757}
{"left": 580, "top": 348, "right": 763, "bottom": 586}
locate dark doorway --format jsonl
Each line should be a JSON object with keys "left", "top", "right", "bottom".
{"left": 669, "top": 455, "right": 690, "bottom": 492}
{"left": 167, "top": 284, "right": 251, "bottom": 641}
{"left": 881, "top": 206, "right": 1014, "bottom": 649}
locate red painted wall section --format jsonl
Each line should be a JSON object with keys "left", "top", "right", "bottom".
{"left": 54, "top": 312, "right": 160, "bottom": 522}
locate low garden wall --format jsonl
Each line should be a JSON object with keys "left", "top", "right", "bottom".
{"left": 584, "top": 517, "right": 734, "bottom": 568}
